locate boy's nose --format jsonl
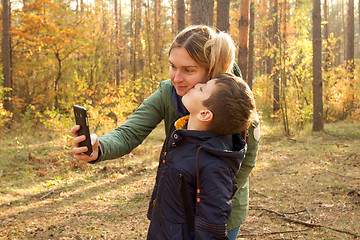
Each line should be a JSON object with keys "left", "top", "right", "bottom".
{"left": 195, "top": 83, "right": 204, "bottom": 89}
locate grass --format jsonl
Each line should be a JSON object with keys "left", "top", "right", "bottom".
{"left": 0, "top": 119, "right": 359, "bottom": 239}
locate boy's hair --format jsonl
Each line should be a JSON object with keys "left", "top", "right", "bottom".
{"left": 169, "top": 25, "right": 235, "bottom": 79}
{"left": 203, "top": 73, "right": 256, "bottom": 136}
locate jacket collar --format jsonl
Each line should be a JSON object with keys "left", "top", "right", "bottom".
{"left": 171, "top": 87, "right": 189, "bottom": 117}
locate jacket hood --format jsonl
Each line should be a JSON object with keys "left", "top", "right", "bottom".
{"left": 201, "top": 133, "right": 247, "bottom": 174}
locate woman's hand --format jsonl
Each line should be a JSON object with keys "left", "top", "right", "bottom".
{"left": 71, "top": 125, "right": 99, "bottom": 162}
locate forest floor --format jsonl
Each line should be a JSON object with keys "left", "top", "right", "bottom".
{"left": 0, "top": 120, "right": 359, "bottom": 240}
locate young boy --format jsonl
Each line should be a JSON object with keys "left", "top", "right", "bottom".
{"left": 147, "top": 73, "right": 256, "bottom": 240}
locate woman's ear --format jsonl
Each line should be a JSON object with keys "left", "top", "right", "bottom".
{"left": 197, "top": 110, "right": 213, "bottom": 123}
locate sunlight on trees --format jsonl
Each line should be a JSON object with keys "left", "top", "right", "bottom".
{"left": 0, "top": 0, "right": 359, "bottom": 136}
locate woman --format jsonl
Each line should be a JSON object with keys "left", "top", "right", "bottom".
{"left": 71, "top": 25, "right": 260, "bottom": 239}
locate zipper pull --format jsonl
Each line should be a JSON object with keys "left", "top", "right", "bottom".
{"left": 177, "top": 174, "right": 183, "bottom": 194}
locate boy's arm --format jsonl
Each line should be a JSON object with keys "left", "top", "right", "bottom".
{"left": 195, "top": 164, "right": 234, "bottom": 239}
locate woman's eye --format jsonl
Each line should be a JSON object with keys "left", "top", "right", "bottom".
{"left": 184, "top": 68, "right": 195, "bottom": 73}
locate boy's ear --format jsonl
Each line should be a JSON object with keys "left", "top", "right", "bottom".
{"left": 197, "top": 110, "right": 213, "bottom": 122}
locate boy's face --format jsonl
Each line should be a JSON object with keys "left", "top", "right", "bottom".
{"left": 182, "top": 79, "right": 217, "bottom": 114}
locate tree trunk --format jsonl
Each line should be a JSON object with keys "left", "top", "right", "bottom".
{"left": 2, "top": 0, "right": 12, "bottom": 112}
{"left": 75, "top": 0, "right": 79, "bottom": 14}
{"left": 136, "top": 0, "right": 142, "bottom": 66}
{"left": 177, "top": 0, "right": 185, "bottom": 32}
{"left": 191, "top": 0, "right": 213, "bottom": 26}
{"left": 323, "top": 0, "right": 330, "bottom": 71}
{"left": 115, "top": 0, "right": 120, "bottom": 86}
{"left": 346, "top": 0, "right": 354, "bottom": 75}
{"left": 130, "top": 0, "right": 134, "bottom": 80}
{"left": 135, "top": 0, "right": 144, "bottom": 102}
{"left": 154, "top": 0, "right": 161, "bottom": 58}
{"left": 266, "top": 0, "right": 273, "bottom": 77}
{"left": 23, "top": 0, "right": 28, "bottom": 12}
{"left": 238, "top": 0, "right": 249, "bottom": 82}
{"left": 208, "top": 0, "right": 214, "bottom": 27}
{"left": 247, "top": 1, "right": 254, "bottom": 90}
{"left": 312, "top": 0, "right": 324, "bottom": 131}
{"left": 216, "top": 0, "right": 230, "bottom": 32}
{"left": 335, "top": 0, "right": 341, "bottom": 66}
{"left": 272, "top": 0, "right": 280, "bottom": 113}
{"left": 145, "top": 0, "right": 154, "bottom": 89}
{"left": 54, "top": 52, "right": 62, "bottom": 110}
{"left": 281, "top": 0, "right": 290, "bottom": 136}
{"left": 119, "top": 0, "right": 125, "bottom": 84}
{"left": 171, "top": 0, "right": 175, "bottom": 34}
{"left": 81, "top": 0, "right": 84, "bottom": 13}
{"left": 341, "top": 0, "right": 345, "bottom": 62}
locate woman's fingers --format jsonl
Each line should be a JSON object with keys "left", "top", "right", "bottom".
{"left": 70, "top": 125, "right": 80, "bottom": 137}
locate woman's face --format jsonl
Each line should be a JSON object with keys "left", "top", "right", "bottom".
{"left": 169, "top": 47, "right": 208, "bottom": 96}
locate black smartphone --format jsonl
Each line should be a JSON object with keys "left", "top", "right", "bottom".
{"left": 73, "top": 105, "right": 93, "bottom": 156}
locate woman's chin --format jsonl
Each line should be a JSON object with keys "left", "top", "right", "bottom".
{"left": 175, "top": 88, "right": 188, "bottom": 96}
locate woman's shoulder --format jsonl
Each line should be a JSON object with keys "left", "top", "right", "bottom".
{"left": 158, "top": 79, "right": 173, "bottom": 91}
{"left": 157, "top": 79, "right": 174, "bottom": 106}
{"left": 145, "top": 79, "right": 173, "bottom": 104}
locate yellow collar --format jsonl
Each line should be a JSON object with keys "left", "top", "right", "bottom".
{"left": 174, "top": 115, "right": 190, "bottom": 130}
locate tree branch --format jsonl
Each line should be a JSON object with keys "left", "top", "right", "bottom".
{"left": 238, "top": 228, "right": 309, "bottom": 238}
{"left": 251, "top": 206, "right": 360, "bottom": 238}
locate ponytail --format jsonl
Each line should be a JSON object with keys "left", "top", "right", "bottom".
{"left": 205, "top": 32, "right": 235, "bottom": 79}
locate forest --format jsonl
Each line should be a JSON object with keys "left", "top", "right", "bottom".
{"left": 0, "top": 0, "right": 360, "bottom": 239}
{"left": 1, "top": 0, "right": 359, "bottom": 133}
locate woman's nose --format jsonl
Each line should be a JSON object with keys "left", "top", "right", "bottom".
{"left": 173, "top": 71, "right": 183, "bottom": 83}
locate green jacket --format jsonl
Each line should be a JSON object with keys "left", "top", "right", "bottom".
{"left": 97, "top": 79, "right": 260, "bottom": 230}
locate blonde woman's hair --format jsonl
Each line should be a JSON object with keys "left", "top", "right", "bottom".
{"left": 169, "top": 25, "right": 235, "bottom": 79}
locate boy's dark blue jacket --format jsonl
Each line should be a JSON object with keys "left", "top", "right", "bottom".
{"left": 147, "top": 116, "right": 247, "bottom": 239}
